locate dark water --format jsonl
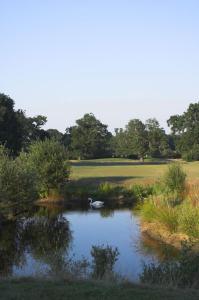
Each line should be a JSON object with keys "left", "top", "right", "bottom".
{"left": 0, "top": 205, "right": 177, "bottom": 280}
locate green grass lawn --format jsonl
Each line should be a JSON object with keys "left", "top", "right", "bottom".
{"left": 71, "top": 158, "right": 199, "bottom": 186}
{"left": 1, "top": 279, "right": 199, "bottom": 300}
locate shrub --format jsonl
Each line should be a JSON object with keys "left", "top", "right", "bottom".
{"left": 96, "top": 182, "right": 123, "bottom": 201}
{"left": 28, "top": 139, "right": 70, "bottom": 197}
{"left": 140, "top": 242, "right": 199, "bottom": 288}
{"left": 91, "top": 245, "right": 119, "bottom": 279}
{"left": 0, "top": 147, "right": 38, "bottom": 205}
{"left": 130, "top": 184, "right": 154, "bottom": 201}
{"left": 97, "top": 182, "right": 115, "bottom": 197}
{"left": 164, "top": 163, "right": 187, "bottom": 196}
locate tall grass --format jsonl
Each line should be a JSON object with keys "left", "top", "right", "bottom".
{"left": 141, "top": 197, "right": 179, "bottom": 232}
{"left": 178, "top": 203, "right": 199, "bottom": 238}
{"left": 140, "top": 164, "right": 199, "bottom": 238}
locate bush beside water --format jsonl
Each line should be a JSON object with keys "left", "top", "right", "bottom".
{"left": 0, "top": 139, "right": 70, "bottom": 208}
{"left": 140, "top": 163, "right": 199, "bottom": 238}
{"left": 140, "top": 242, "right": 199, "bottom": 288}
{"left": 0, "top": 146, "right": 38, "bottom": 205}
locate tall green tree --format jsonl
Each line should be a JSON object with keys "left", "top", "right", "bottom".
{"left": 70, "top": 114, "right": 112, "bottom": 159}
{"left": 145, "top": 118, "right": 169, "bottom": 157}
{"left": 46, "top": 129, "right": 63, "bottom": 141}
{"left": 0, "top": 93, "right": 48, "bottom": 154}
{"left": 16, "top": 111, "right": 48, "bottom": 151}
{"left": 168, "top": 102, "right": 199, "bottom": 158}
{"left": 112, "top": 128, "right": 129, "bottom": 157}
{"left": 0, "top": 94, "right": 22, "bottom": 154}
{"left": 126, "top": 119, "right": 148, "bottom": 161}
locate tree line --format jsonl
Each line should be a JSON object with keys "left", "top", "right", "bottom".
{"left": 1, "top": 93, "right": 199, "bottom": 161}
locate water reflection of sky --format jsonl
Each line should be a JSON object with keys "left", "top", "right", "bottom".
{"left": 64, "top": 209, "right": 157, "bottom": 280}
{"left": 2, "top": 208, "right": 174, "bottom": 281}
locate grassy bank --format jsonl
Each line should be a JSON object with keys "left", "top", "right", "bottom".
{"left": 1, "top": 278, "right": 199, "bottom": 300}
{"left": 139, "top": 163, "right": 199, "bottom": 252}
{"left": 37, "top": 158, "right": 199, "bottom": 208}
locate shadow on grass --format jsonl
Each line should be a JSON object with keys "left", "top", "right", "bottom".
{"left": 69, "top": 176, "right": 143, "bottom": 187}
{"left": 72, "top": 160, "right": 169, "bottom": 167}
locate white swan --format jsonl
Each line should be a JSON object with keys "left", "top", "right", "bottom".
{"left": 88, "top": 198, "right": 104, "bottom": 208}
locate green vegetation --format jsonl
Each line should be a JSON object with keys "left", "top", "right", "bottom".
{"left": 0, "top": 139, "right": 70, "bottom": 209}
{"left": 91, "top": 245, "right": 119, "bottom": 279}
{"left": 28, "top": 139, "right": 70, "bottom": 198}
{"left": 141, "top": 242, "right": 199, "bottom": 289}
{"left": 2, "top": 93, "right": 199, "bottom": 298}
{"left": 3, "top": 92, "right": 199, "bottom": 162}
{"left": 0, "top": 278, "right": 199, "bottom": 300}
{"left": 68, "top": 113, "right": 112, "bottom": 159}
{"left": 0, "top": 146, "right": 38, "bottom": 206}
{"left": 164, "top": 163, "right": 187, "bottom": 196}
{"left": 0, "top": 93, "right": 49, "bottom": 155}
{"left": 140, "top": 164, "right": 199, "bottom": 239}
{"left": 64, "top": 179, "right": 155, "bottom": 207}
{"left": 168, "top": 102, "right": 199, "bottom": 161}
{"left": 71, "top": 158, "right": 199, "bottom": 185}
{"left": 1, "top": 278, "right": 199, "bottom": 300}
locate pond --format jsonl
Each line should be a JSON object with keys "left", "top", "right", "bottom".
{"left": 0, "top": 205, "right": 177, "bottom": 280}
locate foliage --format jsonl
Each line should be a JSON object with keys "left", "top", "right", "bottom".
{"left": 69, "top": 113, "right": 112, "bottom": 159}
{"left": 141, "top": 197, "right": 179, "bottom": 232}
{"left": 146, "top": 118, "right": 170, "bottom": 158}
{"left": 0, "top": 146, "right": 38, "bottom": 205}
{"left": 130, "top": 184, "right": 154, "bottom": 201}
{"left": 140, "top": 242, "right": 199, "bottom": 288}
{"left": 182, "top": 144, "right": 199, "bottom": 161}
{"left": 168, "top": 102, "right": 199, "bottom": 158}
{"left": 27, "top": 139, "right": 70, "bottom": 197}
{"left": 46, "top": 129, "right": 64, "bottom": 141}
{"left": 91, "top": 245, "right": 119, "bottom": 279}
{"left": 0, "top": 93, "right": 50, "bottom": 155}
{"left": 164, "top": 163, "right": 187, "bottom": 196}
{"left": 96, "top": 182, "right": 123, "bottom": 200}
{"left": 125, "top": 119, "right": 148, "bottom": 161}
{"left": 2, "top": 92, "right": 199, "bottom": 161}
{"left": 178, "top": 203, "right": 199, "bottom": 238}
{"left": 0, "top": 94, "right": 22, "bottom": 155}
{"left": 139, "top": 163, "right": 199, "bottom": 238}
{"left": 112, "top": 128, "right": 130, "bottom": 158}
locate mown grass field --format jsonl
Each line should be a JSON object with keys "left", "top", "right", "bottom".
{"left": 1, "top": 279, "right": 199, "bottom": 300}
{"left": 71, "top": 158, "right": 199, "bottom": 186}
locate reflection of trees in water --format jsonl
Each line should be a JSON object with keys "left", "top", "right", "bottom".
{"left": 100, "top": 208, "right": 114, "bottom": 218}
{"left": 0, "top": 219, "right": 26, "bottom": 277}
{"left": 0, "top": 208, "right": 72, "bottom": 277}
{"left": 23, "top": 215, "right": 72, "bottom": 262}
{"left": 139, "top": 233, "right": 179, "bottom": 261}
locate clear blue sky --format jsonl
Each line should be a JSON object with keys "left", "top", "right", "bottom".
{"left": 1, "top": 0, "right": 199, "bottom": 132}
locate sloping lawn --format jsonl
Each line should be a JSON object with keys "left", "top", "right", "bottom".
{"left": 71, "top": 159, "right": 199, "bottom": 186}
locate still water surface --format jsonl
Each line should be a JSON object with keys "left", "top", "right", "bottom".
{"left": 0, "top": 206, "right": 176, "bottom": 280}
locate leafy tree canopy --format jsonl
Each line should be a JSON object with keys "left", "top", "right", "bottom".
{"left": 70, "top": 113, "right": 112, "bottom": 159}
{"left": 168, "top": 102, "right": 199, "bottom": 155}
